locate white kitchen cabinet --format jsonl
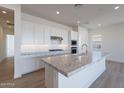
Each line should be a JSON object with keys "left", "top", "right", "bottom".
{"left": 21, "top": 21, "right": 35, "bottom": 44}
{"left": 50, "top": 28, "right": 69, "bottom": 45}
{"left": 51, "top": 27, "right": 62, "bottom": 37}
{"left": 44, "top": 26, "right": 51, "bottom": 45}
{"left": 50, "top": 27, "right": 56, "bottom": 36}
{"left": 21, "top": 57, "right": 44, "bottom": 75}
{"left": 71, "top": 30, "right": 78, "bottom": 40}
{"left": 21, "top": 20, "right": 69, "bottom": 46}
{"left": 61, "top": 30, "right": 68, "bottom": 44}
{"left": 34, "top": 23, "right": 44, "bottom": 44}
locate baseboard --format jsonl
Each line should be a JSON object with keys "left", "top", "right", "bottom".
{"left": 106, "top": 59, "right": 124, "bottom": 63}
{"left": 22, "top": 67, "right": 45, "bottom": 76}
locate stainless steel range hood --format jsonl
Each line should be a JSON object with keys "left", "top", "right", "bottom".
{"left": 50, "top": 36, "right": 63, "bottom": 41}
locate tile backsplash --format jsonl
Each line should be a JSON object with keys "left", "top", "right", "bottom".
{"left": 21, "top": 44, "right": 69, "bottom": 53}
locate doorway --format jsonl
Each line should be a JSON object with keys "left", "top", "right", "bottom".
{"left": 0, "top": 6, "right": 14, "bottom": 87}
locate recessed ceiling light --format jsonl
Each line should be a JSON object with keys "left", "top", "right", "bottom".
{"left": 2, "top": 11, "right": 7, "bottom": 14}
{"left": 77, "top": 21, "right": 80, "bottom": 24}
{"left": 114, "top": 6, "right": 119, "bottom": 10}
{"left": 98, "top": 24, "right": 101, "bottom": 27}
{"left": 56, "top": 10, "right": 60, "bottom": 14}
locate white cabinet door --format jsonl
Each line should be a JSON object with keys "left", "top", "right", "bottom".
{"left": 62, "top": 30, "right": 68, "bottom": 44}
{"left": 44, "top": 26, "right": 51, "bottom": 45}
{"left": 21, "top": 21, "right": 34, "bottom": 44}
{"left": 34, "top": 23, "right": 44, "bottom": 44}
{"left": 50, "top": 27, "right": 56, "bottom": 36}
{"left": 71, "top": 31, "right": 78, "bottom": 40}
{"left": 56, "top": 28, "right": 62, "bottom": 37}
{"left": 51, "top": 27, "right": 62, "bottom": 37}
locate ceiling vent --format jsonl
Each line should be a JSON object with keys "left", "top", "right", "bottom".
{"left": 74, "top": 4, "right": 83, "bottom": 8}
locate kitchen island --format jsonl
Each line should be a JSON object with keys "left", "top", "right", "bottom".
{"left": 42, "top": 51, "right": 108, "bottom": 88}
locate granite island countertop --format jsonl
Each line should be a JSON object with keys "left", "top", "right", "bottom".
{"left": 21, "top": 50, "right": 71, "bottom": 58}
{"left": 41, "top": 51, "right": 109, "bottom": 77}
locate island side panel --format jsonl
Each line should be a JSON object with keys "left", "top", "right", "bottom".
{"left": 45, "top": 64, "right": 58, "bottom": 88}
{"left": 58, "top": 58, "right": 106, "bottom": 88}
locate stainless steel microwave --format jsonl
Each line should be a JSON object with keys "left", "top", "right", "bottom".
{"left": 71, "top": 40, "right": 77, "bottom": 45}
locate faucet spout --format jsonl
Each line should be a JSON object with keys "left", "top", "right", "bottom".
{"left": 81, "top": 43, "right": 88, "bottom": 54}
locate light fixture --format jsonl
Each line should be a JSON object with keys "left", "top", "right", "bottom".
{"left": 2, "top": 11, "right": 7, "bottom": 14}
{"left": 56, "top": 10, "right": 60, "bottom": 14}
{"left": 114, "top": 6, "right": 119, "bottom": 10}
{"left": 98, "top": 24, "right": 101, "bottom": 27}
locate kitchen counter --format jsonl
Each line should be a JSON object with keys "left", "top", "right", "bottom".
{"left": 42, "top": 52, "right": 108, "bottom": 77}
{"left": 21, "top": 50, "right": 71, "bottom": 58}
{"left": 19, "top": 49, "right": 71, "bottom": 77}
{"left": 41, "top": 51, "right": 109, "bottom": 88}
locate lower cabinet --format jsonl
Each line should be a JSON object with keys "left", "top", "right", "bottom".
{"left": 21, "top": 57, "right": 45, "bottom": 75}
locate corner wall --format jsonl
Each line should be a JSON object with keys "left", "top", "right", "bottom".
{"left": 89, "top": 23, "right": 124, "bottom": 63}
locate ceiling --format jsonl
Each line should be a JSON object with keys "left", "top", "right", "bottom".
{"left": 21, "top": 4, "right": 124, "bottom": 30}
{"left": 0, "top": 6, "right": 14, "bottom": 29}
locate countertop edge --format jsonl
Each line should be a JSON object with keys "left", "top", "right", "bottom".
{"left": 41, "top": 54, "right": 109, "bottom": 77}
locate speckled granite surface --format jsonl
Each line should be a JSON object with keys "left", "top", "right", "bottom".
{"left": 21, "top": 50, "right": 70, "bottom": 58}
{"left": 41, "top": 52, "right": 109, "bottom": 77}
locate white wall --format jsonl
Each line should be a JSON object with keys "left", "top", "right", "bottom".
{"left": 89, "top": 23, "right": 124, "bottom": 63}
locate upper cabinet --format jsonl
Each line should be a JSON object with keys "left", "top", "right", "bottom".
{"left": 21, "top": 20, "right": 69, "bottom": 45}
{"left": 22, "top": 21, "right": 45, "bottom": 45}
{"left": 21, "top": 21, "right": 35, "bottom": 44}
{"left": 71, "top": 30, "right": 78, "bottom": 40}
{"left": 51, "top": 27, "right": 62, "bottom": 37}
{"left": 44, "top": 26, "right": 51, "bottom": 45}
{"left": 34, "top": 23, "right": 44, "bottom": 44}
{"left": 61, "top": 30, "right": 68, "bottom": 44}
